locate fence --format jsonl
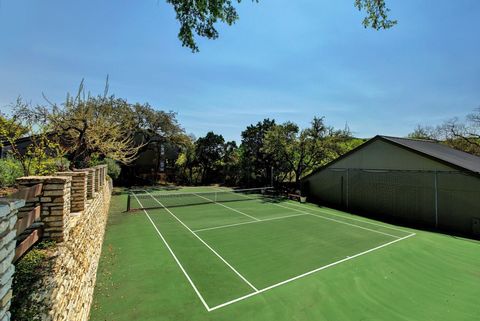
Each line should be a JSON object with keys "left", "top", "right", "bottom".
{"left": 304, "top": 168, "right": 480, "bottom": 237}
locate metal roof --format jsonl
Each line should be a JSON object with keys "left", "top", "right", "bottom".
{"left": 302, "top": 135, "right": 480, "bottom": 180}
{"left": 379, "top": 136, "right": 480, "bottom": 174}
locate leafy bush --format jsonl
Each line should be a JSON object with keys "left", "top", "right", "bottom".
{"left": 28, "top": 157, "right": 71, "bottom": 176}
{"left": 11, "top": 241, "right": 55, "bottom": 321}
{"left": 88, "top": 157, "right": 121, "bottom": 180}
{"left": 0, "top": 158, "right": 23, "bottom": 187}
{"left": 104, "top": 158, "right": 121, "bottom": 180}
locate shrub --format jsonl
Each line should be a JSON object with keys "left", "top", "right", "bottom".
{"left": 88, "top": 157, "right": 121, "bottom": 180}
{"left": 0, "top": 158, "right": 23, "bottom": 187}
{"left": 103, "top": 158, "right": 121, "bottom": 180}
{"left": 11, "top": 241, "right": 55, "bottom": 321}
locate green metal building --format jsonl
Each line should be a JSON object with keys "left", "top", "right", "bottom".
{"left": 301, "top": 136, "right": 480, "bottom": 237}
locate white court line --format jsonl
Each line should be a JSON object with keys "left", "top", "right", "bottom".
{"left": 137, "top": 190, "right": 416, "bottom": 312}
{"left": 193, "top": 213, "right": 308, "bottom": 233}
{"left": 208, "top": 232, "right": 416, "bottom": 311}
{"left": 132, "top": 193, "right": 211, "bottom": 311}
{"left": 193, "top": 193, "right": 261, "bottom": 221}
{"left": 230, "top": 190, "right": 410, "bottom": 236}
{"left": 144, "top": 191, "right": 259, "bottom": 292}
{"left": 271, "top": 202, "right": 401, "bottom": 239}
{"left": 284, "top": 201, "right": 412, "bottom": 235}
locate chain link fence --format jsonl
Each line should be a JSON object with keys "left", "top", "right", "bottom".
{"left": 303, "top": 168, "right": 480, "bottom": 237}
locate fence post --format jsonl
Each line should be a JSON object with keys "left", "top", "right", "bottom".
{"left": 346, "top": 168, "right": 349, "bottom": 210}
{"left": 434, "top": 171, "right": 439, "bottom": 228}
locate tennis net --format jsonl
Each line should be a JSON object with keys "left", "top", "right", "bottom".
{"left": 127, "top": 187, "right": 275, "bottom": 211}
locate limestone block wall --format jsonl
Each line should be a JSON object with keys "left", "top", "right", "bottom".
{"left": 16, "top": 177, "right": 72, "bottom": 242}
{"left": 35, "top": 180, "right": 111, "bottom": 321}
{"left": 0, "top": 200, "right": 23, "bottom": 321}
{"left": 0, "top": 165, "right": 112, "bottom": 321}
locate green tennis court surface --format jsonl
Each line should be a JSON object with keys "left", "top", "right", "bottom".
{"left": 90, "top": 186, "right": 480, "bottom": 321}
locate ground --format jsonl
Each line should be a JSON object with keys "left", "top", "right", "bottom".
{"left": 89, "top": 186, "right": 480, "bottom": 321}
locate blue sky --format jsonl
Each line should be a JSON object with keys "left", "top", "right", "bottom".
{"left": 1, "top": 0, "right": 479, "bottom": 142}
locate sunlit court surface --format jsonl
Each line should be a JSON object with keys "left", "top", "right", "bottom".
{"left": 90, "top": 186, "right": 480, "bottom": 321}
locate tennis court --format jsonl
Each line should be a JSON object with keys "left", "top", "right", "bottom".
{"left": 126, "top": 187, "right": 415, "bottom": 311}
{"left": 90, "top": 186, "right": 480, "bottom": 321}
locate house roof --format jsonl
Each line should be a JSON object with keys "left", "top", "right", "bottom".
{"left": 302, "top": 135, "right": 480, "bottom": 180}
{"left": 380, "top": 135, "right": 480, "bottom": 173}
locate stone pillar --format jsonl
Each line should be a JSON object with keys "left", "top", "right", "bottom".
{"left": 74, "top": 168, "right": 95, "bottom": 200}
{"left": 93, "top": 167, "right": 101, "bottom": 193}
{"left": 0, "top": 200, "right": 24, "bottom": 321}
{"left": 94, "top": 165, "right": 107, "bottom": 189}
{"left": 55, "top": 172, "right": 88, "bottom": 213}
{"left": 16, "top": 177, "right": 72, "bottom": 242}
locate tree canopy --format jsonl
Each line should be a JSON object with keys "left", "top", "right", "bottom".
{"left": 408, "top": 108, "right": 480, "bottom": 156}
{"left": 168, "top": 0, "right": 396, "bottom": 52}
{"left": 262, "top": 117, "right": 353, "bottom": 188}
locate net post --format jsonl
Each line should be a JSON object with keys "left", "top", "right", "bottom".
{"left": 127, "top": 193, "right": 131, "bottom": 212}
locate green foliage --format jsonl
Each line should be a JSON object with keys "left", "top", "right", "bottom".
{"left": 88, "top": 157, "right": 122, "bottom": 180}
{"left": 0, "top": 158, "right": 23, "bottom": 187}
{"left": 195, "top": 132, "right": 225, "bottom": 184}
{"left": 262, "top": 117, "right": 352, "bottom": 188}
{"left": 240, "top": 119, "right": 276, "bottom": 187}
{"left": 167, "top": 1, "right": 396, "bottom": 52}
{"left": 1, "top": 99, "right": 67, "bottom": 177}
{"left": 354, "top": 0, "right": 397, "bottom": 30}
{"left": 408, "top": 108, "right": 480, "bottom": 156}
{"left": 11, "top": 241, "right": 55, "bottom": 321}
{"left": 175, "top": 135, "right": 200, "bottom": 185}
{"left": 104, "top": 158, "right": 122, "bottom": 180}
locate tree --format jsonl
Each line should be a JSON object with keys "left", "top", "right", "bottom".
{"left": 168, "top": 0, "right": 396, "bottom": 52}
{"left": 175, "top": 134, "right": 199, "bottom": 184}
{"left": 195, "top": 132, "right": 225, "bottom": 183}
{"left": 240, "top": 119, "right": 276, "bottom": 187}
{"left": 20, "top": 81, "right": 184, "bottom": 169}
{"left": 0, "top": 99, "right": 66, "bottom": 176}
{"left": 407, "top": 125, "right": 438, "bottom": 140}
{"left": 263, "top": 117, "right": 351, "bottom": 189}
{"left": 129, "top": 103, "right": 186, "bottom": 181}
{"left": 443, "top": 110, "right": 480, "bottom": 156}
{"left": 222, "top": 141, "right": 240, "bottom": 185}
{"left": 408, "top": 108, "right": 480, "bottom": 156}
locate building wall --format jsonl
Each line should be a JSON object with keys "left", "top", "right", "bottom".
{"left": 303, "top": 140, "right": 480, "bottom": 237}
{"left": 329, "top": 139, "right": 454, "bottom": 171}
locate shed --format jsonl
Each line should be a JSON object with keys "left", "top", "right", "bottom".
{"left": 301, "top": 135, "right": 480, "bottom": 237}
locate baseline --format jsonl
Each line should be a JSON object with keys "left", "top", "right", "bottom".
{"left": 283, "top": 201, "right": 412, "bottom": 235}
{"left": 264, "top": 201, "right": 401, "bottom": 239}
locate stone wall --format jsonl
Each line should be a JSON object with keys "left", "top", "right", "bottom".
{"left": 0, "top": 200, "right": 23, "bottom": 321}
{"left": 16, "top": 177, "right": 72, "bottom": 242}
{"left": 0, "top": 164, "right": 111, "bottom": 321}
